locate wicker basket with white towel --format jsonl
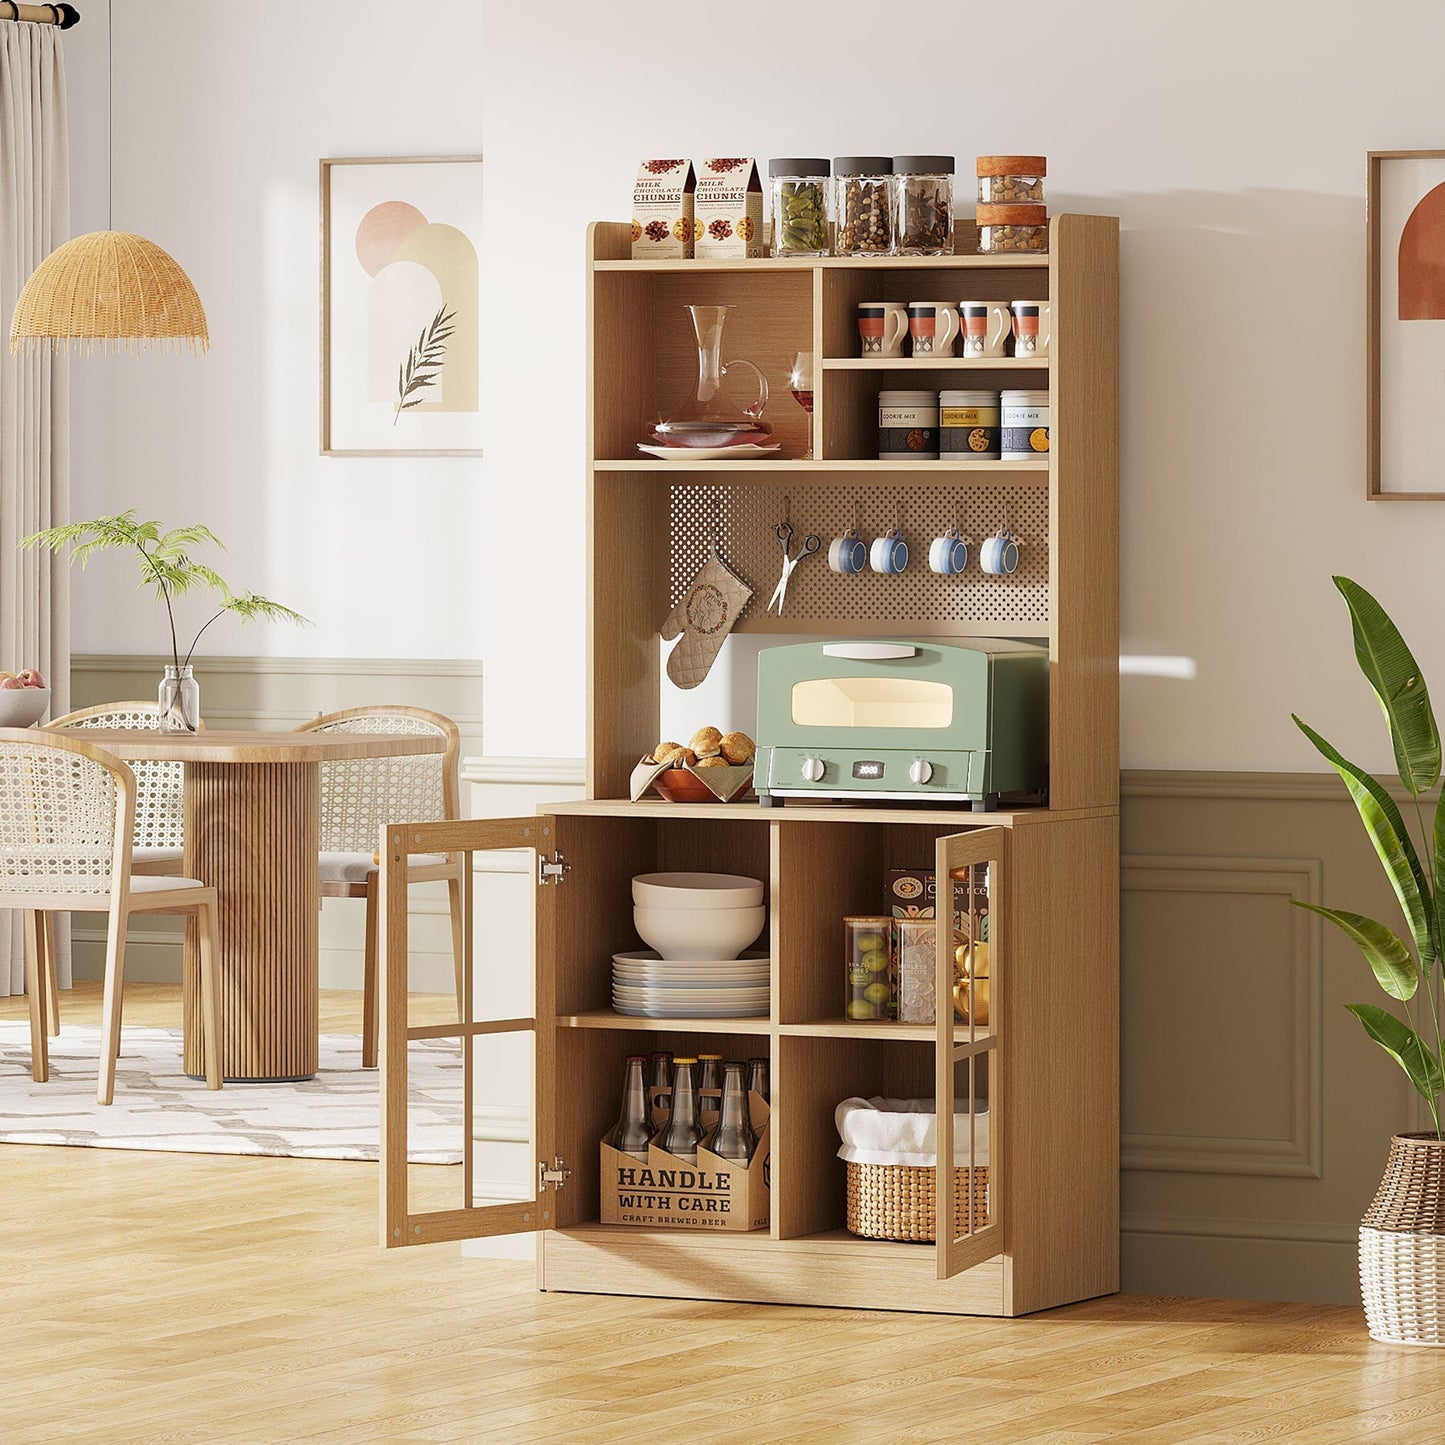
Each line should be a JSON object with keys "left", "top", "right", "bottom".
{"left": 835, "top": 1096, "right": 990, "bottom": 1242}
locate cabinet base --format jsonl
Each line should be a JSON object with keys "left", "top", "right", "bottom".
{"left": 539, "top": 1224, "right": 1113, "bottom": 1317}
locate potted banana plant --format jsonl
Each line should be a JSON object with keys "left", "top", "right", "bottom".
{"left": 23, "top": 511, "right": 309, "bottom": 732}
{"left": 1295, "top": 576, "right": 1445, "bottom": 1346}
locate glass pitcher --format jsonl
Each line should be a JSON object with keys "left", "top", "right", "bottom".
{"left": 647, "top": 304, "right": 773, "bottom": 449}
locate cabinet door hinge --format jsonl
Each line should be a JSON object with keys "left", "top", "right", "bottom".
{"left": 537, "top": 850, "right": 571, "bottom": 887}
{"left": 539, "top": 1157, "right": 570, "bottom": 1191}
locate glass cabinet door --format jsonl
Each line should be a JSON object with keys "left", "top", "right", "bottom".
{"left": 935, "top": 826, "right": 1005, "bottom": 1280}
{"left": 379, "top": 816, "right": 558, "bottom": 1249}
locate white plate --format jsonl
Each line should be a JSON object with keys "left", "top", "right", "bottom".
{"left": 612, "top": 964, "right": 770, "bottom": 979}
{"left": 636, "top": 443, "right": 781, "bottom": 461}
{"left": 612, "top": 977, "right": 768, "bottom": 987}
{"left": 614, "top": 949, "right": 769, "bottom": 967}
{"left": 612, "top": 1003, "right": 770, "bottom": 1019}
{"left": 612, "top": 987, "right": 771, "bottom": 1001}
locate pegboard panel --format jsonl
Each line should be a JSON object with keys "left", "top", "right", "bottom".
{"left": 667, "top": 482, "right": 1050, "bottom": 633}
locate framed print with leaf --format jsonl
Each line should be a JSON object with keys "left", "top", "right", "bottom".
{"left": 1368, "top": 150, "right": 1445, "bottom": 499}
{"left": 321, "top": 156, "right": 483, "bottom": 457}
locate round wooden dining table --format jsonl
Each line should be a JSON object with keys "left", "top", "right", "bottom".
{"left": 78, "top": 728, "right": 446, "bottom": 1082}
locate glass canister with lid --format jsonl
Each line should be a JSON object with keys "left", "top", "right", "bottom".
{"left": 977, "top": 204, "right": 1048, "bottom": 254}
{"left": 893, "top": 155, "right": 954, "bottom": 256}
{"left": 769, "top": 158, "right": 830, "bottom": 257}
{"left": 976, "top": 154, "right": 1046, "bottom": 205}
{"left": 834, "top": 156, "right": 894, "bottom": 257}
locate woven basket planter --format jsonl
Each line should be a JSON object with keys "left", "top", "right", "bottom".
{"left": 1360, "top": 1132, "right": 1445, "bottom": 1346}
{"left": 845, "top": 1160, "right": 990, "bottom": 1243}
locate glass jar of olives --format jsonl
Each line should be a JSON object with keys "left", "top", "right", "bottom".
{"left": 769, "top": 157, "right": 830, "bottom": 257}
{"left": 845, "top": 915, "right": 897, "bottom": 1021}
{"left": 833, "top": 157, "right": 894, "bottom": 257}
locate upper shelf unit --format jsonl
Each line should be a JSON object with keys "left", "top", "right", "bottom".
{"left": 584, "top": 213, "right": 1119, "bottom": 811}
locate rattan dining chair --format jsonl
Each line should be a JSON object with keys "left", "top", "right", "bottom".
{"left": 293, "top": 706, "right": 463, "bottom": 1068}
{"left": 41, "top": 702, "right": 206, "bottom": 1037}
{"left": 50, "top": 701, "right": 205, "bottom": 876}
{"left": 0, "top": 728, "right": 223, "bottom": 1103}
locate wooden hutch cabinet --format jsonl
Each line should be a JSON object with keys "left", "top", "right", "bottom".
{"left": 379, "top": 214, "right": 1119, "bottom": 1317}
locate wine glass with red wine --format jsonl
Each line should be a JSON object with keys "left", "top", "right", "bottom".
{"left": 789, "top": 351, "right": 814, "bottom": 460}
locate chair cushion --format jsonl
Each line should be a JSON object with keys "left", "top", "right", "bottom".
{"left": 134, "top": 846, "right": 184, "bottom": 866}
{"left": 129, "top": 875, "right": 206, "bottom": 893}
{"left": 319, "top": 850, "right": 447, "bottom": 883}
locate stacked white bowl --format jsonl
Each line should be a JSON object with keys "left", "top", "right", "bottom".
{"left": 616, "top": 873, "right": 769, "bottom": 1018}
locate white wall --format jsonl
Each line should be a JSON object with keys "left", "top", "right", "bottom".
{"left": 66, "top": 3, "right": 1445, "bottom": 769}
{"left": 64, "top": 1, "right": 490, "bottom": 688}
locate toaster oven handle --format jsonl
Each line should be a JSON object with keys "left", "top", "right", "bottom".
{"left": 821, "top": 642, "right": 918, "bottom": 661}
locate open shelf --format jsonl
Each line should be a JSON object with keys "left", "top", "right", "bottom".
{"left": 594, "top": 253, "right": 1050, "bottom": 274}
{"left": 822, "top": 357, "right": 1049, "bottom": 371}
{"left": 560, "top": 1011, "right": 773, "bottom": 1035}
{"left": 593, "top": 458, "right": 1048, "bottom": 475}
{"left": 780, "top": 1021, "right": 995, "bottom": 1049}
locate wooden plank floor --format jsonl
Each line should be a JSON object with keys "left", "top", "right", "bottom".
{"left": 2, "top": 983, "right": 1442, "bottom": 1443}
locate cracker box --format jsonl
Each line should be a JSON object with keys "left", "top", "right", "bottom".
{"left": 602, "top": 1093, "right": 770, "bottom": 1232}
{"left": 885, "top": 867, "right": 989, "bottom": 939}
{"left": 694, "top": 157, "right": 764, "bottom": 259}
{"left": 632, "top": 159, "right": 696, "bottom": 259}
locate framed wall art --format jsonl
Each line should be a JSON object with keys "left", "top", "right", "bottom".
{"left": 1368, "top": 150, "right": 1445, "bottom": 499}
{"left": 321, "top": 155, "right": 483, "bottom": 457}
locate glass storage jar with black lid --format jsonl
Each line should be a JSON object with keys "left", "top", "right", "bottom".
{"left": 976, "top": 154, "right": 1047, "bottom": 205}
{"left": 893, "top": 155, "right": 954, "bottom": 256}
{"left": 769, "top": 158, "right": 830, "bottom": 257}
{"left": 834, "top": 156, "right": 894, "bottom": 257}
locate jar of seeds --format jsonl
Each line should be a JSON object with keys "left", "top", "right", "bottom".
{"left": 976, "top": 154, "right": 1047, "bottom": 205}
{"left": 894, "top": 155, "right": 954, "bottom": 256}
{"left": 834, "top": 156, "right": 894, "bottom": 257}
{"left": 896, "top": 919, "right": 937, "bottom": 1024}
{"left": 769, "top": 157, "right": 830, "bottom": 257}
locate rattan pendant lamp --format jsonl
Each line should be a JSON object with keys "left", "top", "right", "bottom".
{"left": 7, "top": 1, "right": 208, "bottom": 355}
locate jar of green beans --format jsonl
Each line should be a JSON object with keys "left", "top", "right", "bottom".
{"left": 769, "top": 158, "right": 831, "bottom": 258}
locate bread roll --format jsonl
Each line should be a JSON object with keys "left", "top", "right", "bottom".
{"left": 695, "top": 755, "right": 728, "bottom": 768}
{"left": 720, "top": 730, "right": 755, "bottom": 765}
{"left": 689, "top": 726, "right": 723, "bottom": 757}
{"left": 672, "top": 748, "right": 698, "bottom": 769}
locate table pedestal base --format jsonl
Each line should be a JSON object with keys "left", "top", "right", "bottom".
{"left": 183, "top": 761, "right": 320, "bottom": 1080}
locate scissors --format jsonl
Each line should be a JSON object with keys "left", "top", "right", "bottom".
{"left": 767, "top": 521, "right": 820, "bottom": 615}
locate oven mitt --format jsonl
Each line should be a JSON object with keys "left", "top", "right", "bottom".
{"left": 662, "top": 548, "right": 752, "bottom": 690}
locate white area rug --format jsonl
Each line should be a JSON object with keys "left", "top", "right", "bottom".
{"left": 0, "top": 1022, "right": 463, "bottom": 1164}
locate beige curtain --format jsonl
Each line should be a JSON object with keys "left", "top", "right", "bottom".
{"left": 1, "top": 20, "right": 70, "bottom": 995}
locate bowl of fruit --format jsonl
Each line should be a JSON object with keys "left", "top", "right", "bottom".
{"left": 0, "top": 669, "right": 49, "bottom": 727}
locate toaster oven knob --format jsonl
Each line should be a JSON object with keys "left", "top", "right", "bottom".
{"left": 800, "top": 755, "right": 826, "bottom": 783}
{"left": 909, "top": 758, "right": 934, "bottom": 785}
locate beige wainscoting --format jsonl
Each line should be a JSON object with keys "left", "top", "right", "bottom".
{"left": 68, "top": 655, "right": 483, "bottom": 994}
{"left": 1122, "top": 769, "right": 1421, "bottom": 1306}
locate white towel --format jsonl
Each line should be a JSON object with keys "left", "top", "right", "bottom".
{"left": 835, "top": 1096, "right": 990, "bottom": 1168}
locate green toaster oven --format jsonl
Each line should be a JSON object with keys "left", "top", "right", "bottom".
{"left": 753, "top": 639, "right": 1048, "bottom": 809}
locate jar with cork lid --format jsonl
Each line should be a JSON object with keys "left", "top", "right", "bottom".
{"left": 976, "top": 155, "right": 1048, "bottom": 254}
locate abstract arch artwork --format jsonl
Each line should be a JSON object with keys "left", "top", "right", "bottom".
{"left": 1397, "top": 181, "right": 1445, "bottom": 321}
{"left": 322, "top": 157, "right": 484, "bottom": 457}
{"left": 1368, "top": 151, "right": 1445, "bottom": 498}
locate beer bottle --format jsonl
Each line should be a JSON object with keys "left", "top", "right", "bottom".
{"left": 656, "top": 1057, "right": 704, "bottom": 1164}
{"left": 697, "top": 1053, "right": 724, "bottom": 1116}
{"left": 747, "top": 1056, "right": 770, "bottom": 1104}
{"left": 703, "top": 1061, "right": 758, "bottom": 1165}
{"left": 647, "top": 1050, "right": 673, "bottom": 1126}
{"left": 604, "top": 1055, "right": 654, "bottom": 1162}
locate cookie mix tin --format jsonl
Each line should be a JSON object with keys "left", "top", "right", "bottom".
{"left": 940, "top": 389, "right": 1001, "bottom": 460}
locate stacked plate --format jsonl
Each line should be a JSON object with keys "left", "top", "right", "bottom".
{"left": 612, "top": 949, "right": 770, "bottom": 1019}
